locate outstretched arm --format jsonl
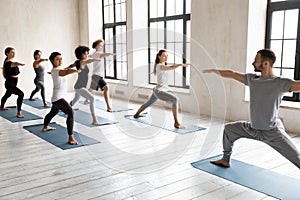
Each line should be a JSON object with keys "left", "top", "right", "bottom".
{"left": 11, "top": 62, "right": 25, "bottom": 67}
{"left": 202, "top": 69, "right": 245, "bottom": 84}
{"left": 290, "top": 80, "right": 300, "bottom": 93}
{"left": 58, "top": 68, "right": 80, "bottom": 76}
{"left": 33, "top": 59, "right": 48, "bottom": 68}
{"left": 160, "top": 63, "right": 190, "bottom": 71}
{"left": 99, "top": 52, "right": 115, "bottom": 59}
{"left": 80, "top": 58, "right": 102, "bottom": 66}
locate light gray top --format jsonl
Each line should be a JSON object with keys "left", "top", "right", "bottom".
{"left": 245, "top": 73, "right": 292, "bottom": 130}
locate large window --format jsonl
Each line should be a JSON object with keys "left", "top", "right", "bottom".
{"left": 266, "top": 0, "right": 300, "bottom": 101}
{"left": 102, "top": 0, "right": 127, "bottom": 80}
{"left": 148, "top": 0, "right": 191, "bottom": 89}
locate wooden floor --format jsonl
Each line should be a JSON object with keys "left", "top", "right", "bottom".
{"left": 1, "top": 93, "right": 300, "bottom": 200}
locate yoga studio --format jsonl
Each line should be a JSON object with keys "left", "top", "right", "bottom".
{"left": 1, "top": 0, "right": 300, "bottom": 199}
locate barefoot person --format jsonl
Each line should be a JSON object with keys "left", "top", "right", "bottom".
{"left": 203, "top": 49, "right": 300, "bottom": 168}
{"left": 42, "top": 52, "right": 80, "bottom": 145}
{"left": 133, "top": 49, "right": 189, "bottom": 129}
{"left": 0, "top": 47, "right": 25, "bottom": 118}
{"left": 86, "top": 39, "right": 115, "bottom": 112}
{"left": 29, "top": 50, "right": 49, "bottom": 107}
{"left": 68, "top": 45, "right": 102, "bottom": 125}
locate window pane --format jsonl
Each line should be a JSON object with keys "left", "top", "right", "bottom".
{"left": 186, "top": 20, "right": 191, "bottom": 43}
{"left": 186, "top": 0, "right": 191, "bottom": 13}
{"left": 150, "top": 22, "right": 165, "bottom": 43}
{"left": 116, "top": 2, "right": 126, "bottom": 22}
{"left": 284, "top": 9, "right": 299, "bottom": 39}
{"left": 282, "top": 40, "right": 296, "bottom": 68}
{"left": 105, "top": 28, "right": 114, "bottom": 44}
{"left": 166, "top": 20, "right": 183, "bottom": 42}
{"left": 282, "top": 69, "right": 295, "bottom": 79}
{"left": 271, "top": 11, "right": 284, "bottom": 39}
{"left": 150, "top": 0, "right": 163, "bottom": 18}
{"left": 270, "top": 40, "right": 283, "bottom": 67}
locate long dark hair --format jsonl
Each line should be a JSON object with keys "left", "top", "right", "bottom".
{"left": 2, "top": 47, "right": 14, "bottom": 79}
{"left": 153, "top": 49, "right": 166, "bottom": 75}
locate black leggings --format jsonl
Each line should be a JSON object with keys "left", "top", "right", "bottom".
{"left": 44, "top": 99, "right": 74, "bottom": 135}
{"left": 1, "top": 78, "right": 24, "bottom": 111}
{"left": 30, "top": 80, "right": 46, "bottom": 103}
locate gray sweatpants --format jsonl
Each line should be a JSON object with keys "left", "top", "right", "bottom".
{"left": 142, "top": 89, "right": 178, "bottom": 110}
{"left": 222, "top": 121, "right": 300, "bottom": 169}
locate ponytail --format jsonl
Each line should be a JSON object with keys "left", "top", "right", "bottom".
{"left": 152, "top": 49, "right": 166, "bottom": 75}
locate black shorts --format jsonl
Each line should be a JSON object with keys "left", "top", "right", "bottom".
{"left": 90, "top": 75, "right": 107, "bottom": 91}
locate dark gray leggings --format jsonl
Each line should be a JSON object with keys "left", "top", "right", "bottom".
{"left": 142, "top": 89, "right": 178, "bottom": 110}
{"left": 44, "top": 99, "right": 74, "bottom": 135}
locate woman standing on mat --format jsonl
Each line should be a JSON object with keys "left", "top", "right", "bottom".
{"left": 85, "top": 39, "right": 115, "bottom": 112}
{"left": 67, "top": 45, "right": 101, "bottom": 125}
{"left": 0, "top": 47, "right": 25, "bottom": 118}
{"left": 29, "top": 50, "right": 49, "bottom": 107}
{"left": 42, "top": 52, "right": 80, "bottom": 145}
{"left": 133, "top": 49, "right": 189, "bottom": 129}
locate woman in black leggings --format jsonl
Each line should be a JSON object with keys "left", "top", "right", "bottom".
{"left": 1, "top": 47, "right": 25, "bottom": 118}
{"left": 42, "top": 52, "right": 80, "bottom": 145}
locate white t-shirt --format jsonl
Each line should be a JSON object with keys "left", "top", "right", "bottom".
{"left": 155, "top": 64, "right": 170, "bottom": 92}
{"left": 51, "top": 67, "right": 67, "bottom": 102}
{"left": 91, "top": 51, "right": 105, "bottom": 77}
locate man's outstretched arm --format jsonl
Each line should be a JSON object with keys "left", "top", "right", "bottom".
{"left": 203, "top": 69, "right": 245, "bottom": 84}
{"left": 290, "top": 80, "right": 300, "bottom": 93}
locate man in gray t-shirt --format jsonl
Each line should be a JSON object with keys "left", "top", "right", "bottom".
{"left": 203, "top": 49, "right": 300, "bottom": 169}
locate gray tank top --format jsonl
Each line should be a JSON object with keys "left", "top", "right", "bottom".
{"left": 34, "top": 65, "right": 45, "bottom": 82}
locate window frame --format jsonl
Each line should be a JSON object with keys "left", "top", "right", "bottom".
{"left": 266, "top": 0, "right": 300, "bottom": 101}
{"left": 147, "top": 0, "right": 191, "bottom": 89}
{"left": 102, "top": 0, "right": 128, "bottom": 81}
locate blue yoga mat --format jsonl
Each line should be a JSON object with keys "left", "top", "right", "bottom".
{"left": 80, "top": 100, "right": 133, "bottom": 112}
{"left": 124, "top": 114, "right": 206, "bottom": 134}
{"left": 23, "top": 122, "right": 100, "bottom": 150}
{"left": 23, "top": 98, "right": 52, "bottom": 109}
{"left": 0, "top": 106, "right": 42, "bottom": 122}
{"left": 58, "top": 109, "right": 117, "bottom": 127}
{"left": 191, "top": 155, "right": 300, "bottom": 199}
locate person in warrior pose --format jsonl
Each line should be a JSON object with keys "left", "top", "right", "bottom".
{"left": 85, "top": 39, "right": 115, "bottom": 112}
{"left": 67, "top": 45, "right": 102, "bottom": 125}
{"left": 1, "top": 47, "right": 25, "bottom": 118}
{"left": 203, "top": 49, "right": 300, "bottom": 168}
{"left": 133, "top": 49, "right": 189, "bottom": 129}
{"left": 42, "top": 52, "right": 80, "bottom": 145}
{"left": 29, "top": 50, "right": 49, "bottom": 107}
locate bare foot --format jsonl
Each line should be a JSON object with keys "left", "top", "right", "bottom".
{"left": 133, "top": 114, "right": 145, "bottom": 118}
{"left": 210, "top": 159, "right": 230, "bottom": 168}
{"left": 16, "top": 111, "right": 24, "bottom": 118}
{"left": 16, "top": 114, "right": 24, "bottom": 118}
{"left": 0, "top": 107, "right": 10, "bottom": 110}
{"left": 29, "top": 98, "right": 37, "bottom": 101}
{"left": 174, "top": 124, "right": 185, "bottom": 129}
{"left": 84, "top": 100, "right": 90, "bottom": 105}
{"left": 93, "top": 121, "right": 100, "bottom": 126}
{"left": 44, "top": 103, "right": 50, "bottom": 108}
{"left": 42, "top": 126, "right": 56, "bottom": 132}
{"left": 68, "top": 135, "right": 78, "bottom": 145}
{"left": 107, "top": 108, "right": 113, "bottom": 112}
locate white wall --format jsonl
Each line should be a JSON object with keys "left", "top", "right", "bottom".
{"left": 0, "top": 0, "right": 80, "bottom": 98}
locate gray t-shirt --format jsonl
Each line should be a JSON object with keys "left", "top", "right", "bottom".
{"left": 245, "top": 73, "right": 292, "bottom": 130}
